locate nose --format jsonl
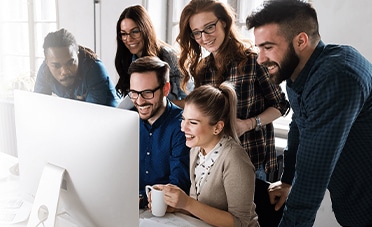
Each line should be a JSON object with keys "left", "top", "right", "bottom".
{"left": 256, "top": 50, "right": 267, "bottom": 65}
{"left": 60, "top": 66, "right": 70, "bottom": 76}
{"left": 135, "top": 94, "right": 146, "bottom": 105}
{"left": 180, "top": 120, "right": 185, "bottom": 132}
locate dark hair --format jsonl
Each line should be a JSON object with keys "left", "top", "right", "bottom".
{"left": 115, "top": 5, "right": 163, "bottom": 96}
{"left": 185, "top": 81, "right": 239, "bottom": 143}
{"left": 128, "top": 56, "right": 170, "bottom": 88}
{"left": 43, "top": 28, "right": 97, "bottom": 59}
{"left": 177, "top": 0, "right": 254, "bottom": 90}
{"left": 246, "top": 0, "right": 320, "bottom": 43}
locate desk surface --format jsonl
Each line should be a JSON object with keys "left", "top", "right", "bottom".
{"left": 0, "top": 152, "right": 210, "bottom": 227}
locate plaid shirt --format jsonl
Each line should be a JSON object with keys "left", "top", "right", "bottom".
{"left": 200, "top": 52, "right": 289, "bottom": 173}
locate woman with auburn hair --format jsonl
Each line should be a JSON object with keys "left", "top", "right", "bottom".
{"left": 177, "top": 0, "right": 290, "bottom": 182}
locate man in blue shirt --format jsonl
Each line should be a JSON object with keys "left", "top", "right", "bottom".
{"left": 128, "top": 56, "right": 190, "bottom": 208}
{"left": 34, "top": 28, "right": 119, "bottom": 107}
{"left": 247, "top": 1, "right": 372, "bottom": 226}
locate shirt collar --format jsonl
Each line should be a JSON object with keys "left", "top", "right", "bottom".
{"left": 287, "top": 40, "right": 325, "bottom": 93}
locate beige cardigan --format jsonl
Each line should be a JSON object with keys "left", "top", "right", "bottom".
{"left": 189, "top": 138, "right": 259, "bottom": 227}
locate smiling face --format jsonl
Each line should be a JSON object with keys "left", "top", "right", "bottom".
{"left": 189, "top": 11, "right": 226, "bottom": 55}
{"left": 254, "top": 23, "right": 300, "bottom": 84}
{"left": 129, "top": 71, "right": 168, "bottom": 124}
{"left": 181, "top": 103, "right": 222, "bottom": 154}
{"left": 120, "top": 18, "right": 144, "bottom": 57}
{"left": 45, "top": 45, "right": 79, "bottom": 87}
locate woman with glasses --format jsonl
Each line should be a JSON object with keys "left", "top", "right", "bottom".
{"left": 177, "top": 0, "right": 290, "bottom": 185}
{"left": 115, "top": 5, "right": 186, "bottom": 107}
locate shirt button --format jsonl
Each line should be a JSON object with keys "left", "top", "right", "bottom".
{"left": 147, "top": 152, "right": 150, "bottom": 155}
{"left": 149, "top": 133, "right": 152, "bottom": 136}
{"left": 145, "top": 170, "right": 149, "bottom": 174}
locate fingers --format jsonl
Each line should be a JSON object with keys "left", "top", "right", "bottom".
{"left": 275, "top": 195, "right": 286, "bottom": 211}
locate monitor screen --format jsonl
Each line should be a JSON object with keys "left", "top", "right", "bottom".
{"left": 13, "top": 90, "right": 139, "bottom": 226}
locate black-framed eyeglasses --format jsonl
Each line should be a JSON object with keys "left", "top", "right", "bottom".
{"left": 120, "top": 28, "right": 141, "bottom": 41}
{"left": 128, "top": 86, "right": 161, "bottom": 100}
{"left": 190, "top": 18, "right": 220, "bottom": 40}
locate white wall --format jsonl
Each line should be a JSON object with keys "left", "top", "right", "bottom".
{"left": 313, "top": 0, "right": 372, "bottom": 62}
{"left": 57, "top": 0, "right": 142, "bottom": 84}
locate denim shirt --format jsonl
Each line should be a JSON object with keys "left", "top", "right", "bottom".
{"left": 281, "top": 41, "right": 372, "bottom": 226}
{"left": 34, "top": 47, "right": 119, "bottom": 107}
{"left": 139, "top": 100, "right": 190, "bottom": 206}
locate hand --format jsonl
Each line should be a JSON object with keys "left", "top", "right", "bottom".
{"left": 236, "top": 118, "right": 254, "bottom": 136}
{"left": 159, "top": 184, "right": 189, "bottom": 210}
{"left": 268, "top": 181, "right": 291, "bottom": 211}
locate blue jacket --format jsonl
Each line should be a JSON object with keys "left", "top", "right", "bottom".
{"left": 34, "top": 47, "right": 119, "bottom": 107}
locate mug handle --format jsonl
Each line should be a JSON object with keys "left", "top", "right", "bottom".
{"left": 145, "top": 185, "right": 153, "bottom": 198}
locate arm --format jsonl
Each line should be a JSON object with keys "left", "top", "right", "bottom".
{"left": 268, "top": 114, "right": 298, "bottom": 210}
{"left": 280, "top": 72, "right": 363, "bottom": 226}
{"left": 236, "top": 59, "right": 289, "bottom": 136}
{"left": 236, "top": 107, "right": 281, "bottom": 136}
{"left": 84, "top": 60, "right": 119, "bottom": 107}
{"left": 34, "top": 62, "right": 53, "bottom": 95}
{"left": 162, "top": 184, "right": 235, "bottom": 227}
{"left": 168, "top": 119, "right": 191, "bottom": 194}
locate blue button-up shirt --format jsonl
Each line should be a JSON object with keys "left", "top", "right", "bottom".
{"left": 34, "top": 47, "right": 119, "bottom": 107}
{"left": 281, "top": 41, "right": 372, "bottom": 226}
{"left": 139, "top": 100, "right": 190, "bottom": 204}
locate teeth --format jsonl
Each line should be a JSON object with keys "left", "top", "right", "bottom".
{"left": 185, "top": 134, "right": 194, "bottom": 139}
{"left": 267, "top": 65, "right": 276, "bottom": 70}
{"left": 139, "top": 105, "right": 150, "bottom": 111}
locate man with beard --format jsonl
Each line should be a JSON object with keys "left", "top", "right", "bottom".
{"left": 247, "top": 1, "right": 372, "bottom": 227}
{"left": 34, "top": 28, "right": 119, "bottom": 107}
{"left": 128, "top": 56, "right": 190, "bottom": 209}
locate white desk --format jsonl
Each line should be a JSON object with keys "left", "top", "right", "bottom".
{"left": 0, "top": 151, "right": 340, "bottom": 227}
{"left": 0, "top": 152, "right": 211, "bottom": 227}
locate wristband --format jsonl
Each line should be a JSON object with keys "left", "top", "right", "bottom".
{"left": 255, "top": 116, "right": 262, "bottom": 131}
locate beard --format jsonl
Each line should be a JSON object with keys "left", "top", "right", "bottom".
{"left": 269, "top": 43, "right": 300, "bottom": 85}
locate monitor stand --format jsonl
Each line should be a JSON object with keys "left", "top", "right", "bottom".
{"left": 27, "top": 163, "right": 65, "bottom": 227}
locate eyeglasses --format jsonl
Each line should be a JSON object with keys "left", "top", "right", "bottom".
{"left": 190, "top": 18, "right": 220, "bottom": 40}
{"left": 128, "top": 86, "right": 161, "bottom": 100}
{"left": 120, "top": 29, "right": 141, "bottom": 41}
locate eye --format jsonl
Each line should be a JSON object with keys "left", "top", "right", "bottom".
{"left": 204, "top": 24, "right": 214, "bottom": 31}
{"left": 190, "top": 121, "right": 198, "bottom": 125}
{"left": 131, "top": 30, "right": 140, "bottom": 34}
{"left": 192, "top": 31, "right": 201, "bottom": 37}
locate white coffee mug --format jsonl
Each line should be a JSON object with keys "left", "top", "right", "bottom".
{"left": 145, "top": 185, "right": 167, "bottom": 217}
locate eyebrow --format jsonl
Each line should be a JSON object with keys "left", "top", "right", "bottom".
{"left": 120, "top": 27, "right": 140, "bottom": 33}
{"left": 191, "top": 20, "right": 217, "bottom": 32}
{"left": 256, "top": 41, "right": 276, "bottom": 47}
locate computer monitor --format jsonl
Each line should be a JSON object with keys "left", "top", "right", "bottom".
{"left": 13, "top": 90, "right": 139, "bottom": 227}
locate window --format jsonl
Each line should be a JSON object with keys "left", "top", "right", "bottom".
{"left": 0, "top": 0, "right": 57, "bottom": 98}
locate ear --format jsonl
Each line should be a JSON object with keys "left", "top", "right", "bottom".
{"left": 213, "top": 120, "right": 225, "bottom": 135}
{"left": 162, "top": 82, "right": 171, "bottom": 97}
{"left": 294, "top": 32, "right": 308, "bottom": 51}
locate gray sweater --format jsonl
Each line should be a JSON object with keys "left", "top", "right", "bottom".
{"left": 189, "top": 138, "right": 259, "bottom": 227}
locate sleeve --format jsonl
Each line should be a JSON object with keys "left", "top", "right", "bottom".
{"left": 161, "top": 47, "right": 187, "bottom": 100}
{"left": 281, "top": 114, "right": 298, "bottom": 185}
{"left": 34, "top": 62, "right": 53, "bottom": 95}
{"left": 280, "top": 69, "right": 364, "bottom": 226}
{"left": 224, "top": 144, "right": 257, "bottom": 226}
{"left": 169, "top": 123, "right": 191, "bottom": 194}
{"left": 84, "top": 60, "right": 118, "bottom": 107}
{"left": 255, "top": 61, "right": 290, "bottom": 116}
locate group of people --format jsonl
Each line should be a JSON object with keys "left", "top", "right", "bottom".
{"left": 34, "top": 0, "right": 372, "bottom": 226}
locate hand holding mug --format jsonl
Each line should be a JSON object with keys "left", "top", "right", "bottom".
{"left": 145, "top": 185, "right": 167, "bottom": 217}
